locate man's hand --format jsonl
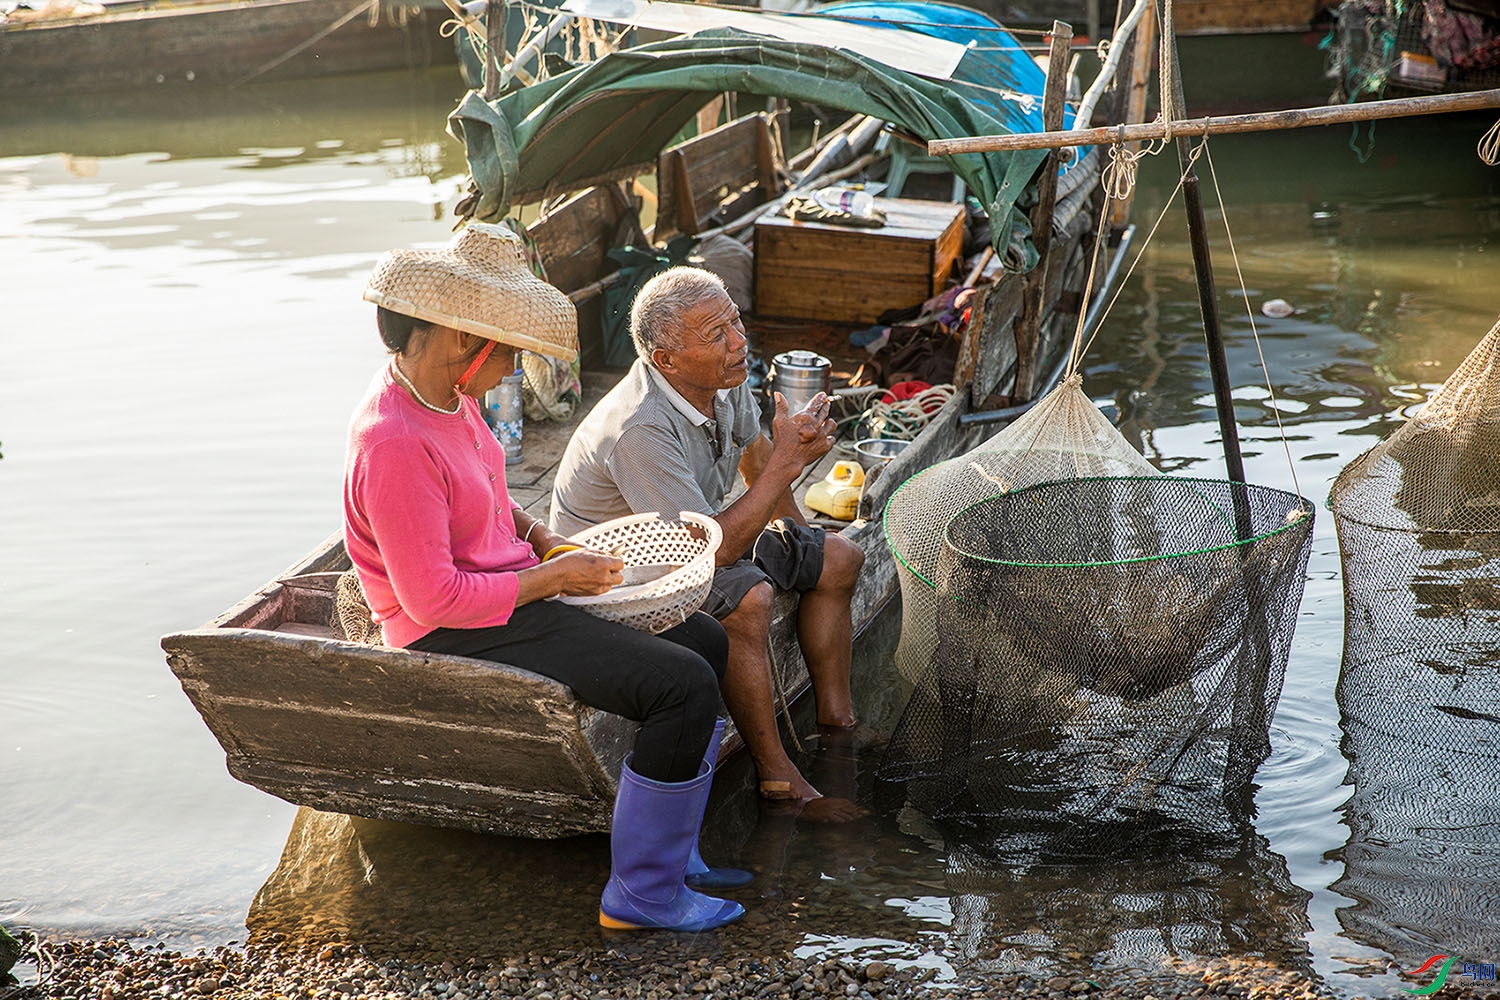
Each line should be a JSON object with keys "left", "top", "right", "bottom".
{"left": 769, "top": 391, "right": 836, "bottom": 473}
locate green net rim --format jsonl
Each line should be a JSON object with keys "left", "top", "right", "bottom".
{"left": 886, "top": 475, "right": 1314, "bottom": 583}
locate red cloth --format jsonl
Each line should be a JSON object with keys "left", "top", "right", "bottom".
{"left": 882, "top": 380, "right": 932, "bottom": 405}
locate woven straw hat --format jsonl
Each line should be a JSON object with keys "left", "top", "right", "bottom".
{"left": 364, "top": 221, "right": 577, "bottom": 361}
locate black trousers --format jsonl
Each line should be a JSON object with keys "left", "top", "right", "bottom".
{"left": 409, "top": 602, "right": 727, "bottom": 783}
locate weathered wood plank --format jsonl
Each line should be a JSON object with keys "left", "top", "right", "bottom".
{"left": 164, "top": 627, "right": 626, "bottom": 836}
{"left": 656, "top": 114, "right": 777, "bottom": 240}
{"left": 232, "top": 758, "right": 612, "bottom": 837}
{"left": 527, "top": 185, "right": 632, "bottom": 295}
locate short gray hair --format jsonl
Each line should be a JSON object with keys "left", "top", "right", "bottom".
{"left": 630, "top": 266, "right": 728, "bottom": 364}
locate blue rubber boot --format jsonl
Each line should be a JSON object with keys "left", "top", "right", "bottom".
{"left": 599, "top": 757, "right": 746, "bottom": 932}
{"left": 685, "top": 719, "right": 754, "bottom": 890}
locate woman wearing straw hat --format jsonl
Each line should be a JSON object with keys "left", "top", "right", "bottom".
{"left": 345, "top": 222, "right": 745, "bottom": 932}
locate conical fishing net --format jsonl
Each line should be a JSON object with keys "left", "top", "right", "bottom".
{"left": 884, "top": 373, "right": 1159, "bottom": 686}
{"left": 878, "top": 474, "right": 1315, "bottom": 859}
{"left": 1329, "top": 316, "right": 1500, "bottom": 963}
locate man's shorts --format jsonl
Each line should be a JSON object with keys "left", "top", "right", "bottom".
{"left": 699, "top": 517, "right": 826, "bottom": 620}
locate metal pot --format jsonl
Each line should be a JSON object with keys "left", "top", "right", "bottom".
{"left": 770, "top": 350, "right": 831, "bottom": 415}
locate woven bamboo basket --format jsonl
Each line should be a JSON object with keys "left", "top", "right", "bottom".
{"left": 557, "top": 511, "right": 722, "bottom": 634}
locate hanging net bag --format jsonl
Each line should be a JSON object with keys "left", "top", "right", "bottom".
{"left": 883, "top": 373, "right": 1160, "bottom": 686}
{"left": 878, "top": 475, "right": 1313, "bottom": 857}
{"left": 1329, "top": 315, "right": 1500, "bottom": 964}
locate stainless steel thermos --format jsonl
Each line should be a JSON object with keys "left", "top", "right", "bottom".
{"left": 770, "top": 350, "right": 831, "bottom": 415}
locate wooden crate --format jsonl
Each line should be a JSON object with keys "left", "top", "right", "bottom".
{"left": 753, "top": 197, "right": 965, "bottom": 324}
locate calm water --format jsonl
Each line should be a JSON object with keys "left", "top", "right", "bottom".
{"left": 3, "top": 68, "right": 1499, "bottom": 995}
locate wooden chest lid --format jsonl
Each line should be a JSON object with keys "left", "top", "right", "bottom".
{"left": 755, "top": 196, "right": 964, "bottom": 240}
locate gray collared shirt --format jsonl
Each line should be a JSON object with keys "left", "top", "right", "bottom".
{"left": 549, "top": 359, "right": 762, "bottom": 536}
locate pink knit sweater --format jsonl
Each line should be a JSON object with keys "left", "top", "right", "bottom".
{"left": 343, "top": 365, "right": 537, "bottom": 648}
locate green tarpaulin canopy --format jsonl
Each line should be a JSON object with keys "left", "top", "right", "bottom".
{"left": 449, "top": 26, "right": 1052, "bottom": 263}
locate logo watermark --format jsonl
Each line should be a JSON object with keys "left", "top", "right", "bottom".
{"left": 1402, "top": 955, "right": 1497, "bottom": 994}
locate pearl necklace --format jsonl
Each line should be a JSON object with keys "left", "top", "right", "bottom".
{"left": 391, "top": 357, "right": 462, "bottom": 415}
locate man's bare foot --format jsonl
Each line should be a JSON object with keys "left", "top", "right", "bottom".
{"left": 764, "top": 795, "right": 870, "bottom": 823}
{"left": 813, "top": 720, "right": 887, "bottom": 750}
{"left": 756, "top": 767, "right": 820, "bottom": 802}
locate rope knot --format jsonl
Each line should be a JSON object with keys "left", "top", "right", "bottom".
{"left": 1102, "top": 137, "right": 1145, "bottom": 202}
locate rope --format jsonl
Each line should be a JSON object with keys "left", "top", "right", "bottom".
{"left": 235, "top": 0, "right": 379, "bottom": 86}
{"left": 766, "top": 635, "right": 804, "bottom": 753}
{"left": 1068, "top": 138, "right": 1206, "bottom": 374}
{"left": 1200, "top": 140, "right": 1306, "bottom": 506}
{"left": 1100, "top": 127, "right": 1168, "bottom": 202}
{"left": 861, "top": 384, "right": 956, "bottom": 440}
{"left": 1157, "top": 0, "right": 1178, "bottom": 142}
{"left": 1480, "top": 118, "right": 1500, "bottom": 165}
{"left": 438, "top": 1, "right": 489, "bottom": 78}
{"left": 1066, "top": 167, "right": 1120, "bottom": 379}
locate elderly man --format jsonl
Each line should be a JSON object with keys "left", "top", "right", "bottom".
{"left": 551, "top": 266, "right": 865, "bottom": 803}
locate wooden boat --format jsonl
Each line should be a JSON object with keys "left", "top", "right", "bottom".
{"left": 1164, "top": 0, "right": 1337, "bottom": 34}
{"left": 0, "top": 0, "right": 455, "bottom": 95}
{"left": 162, "top": 1, "right": 1146, "bottom": 838}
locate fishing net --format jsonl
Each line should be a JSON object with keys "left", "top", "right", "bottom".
{"left": 1329, "top": 316, "right": 1500, "bottom": 963}
{"left": 879, "top": 472, "right": 1315, "bottom": 858}
{"left": 884, "top": 373, "right": 1160, "bottom": 686}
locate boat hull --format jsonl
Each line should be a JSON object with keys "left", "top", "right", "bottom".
{"left": 0, "top": 0, "right": 454, "bottom": 96}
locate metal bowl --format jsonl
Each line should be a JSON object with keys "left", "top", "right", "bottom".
{"left": 853, "top": 438, "right": 911, "bottom": 465}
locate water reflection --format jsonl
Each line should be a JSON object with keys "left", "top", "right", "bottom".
{"left": 0, "top": 68, "right": 468, "bottom": 169}
{"left": 246, "top": 809, "right": 610, "bottom": 959}
{"left": 926, "top": 815, "right": 1313, "bottom": 979}
{"left": 244, "top": 608, "right": 1322, "bottom": 983}
{"left": 245, "top": 795, "right": 955, "bottom": 969}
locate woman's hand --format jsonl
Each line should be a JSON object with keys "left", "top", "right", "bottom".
{"left": 549, "top": 549, "right": 625, "bottom": 596}
{"left": 515, "top": 548, "right": 624, "bottom": 604}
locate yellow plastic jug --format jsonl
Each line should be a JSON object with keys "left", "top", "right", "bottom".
{"left": 806, "top": 461, "right": 866, "bottom": 521}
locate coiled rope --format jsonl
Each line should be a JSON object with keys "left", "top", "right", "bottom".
{"left": 861, "top": 384, "right": 957, "bottom": 440}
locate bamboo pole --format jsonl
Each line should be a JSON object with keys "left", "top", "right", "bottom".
{"left": 1074, "top": 0, "right": 1154, "bottom": 132}
{"left": 930, "top": 88, "right": 1500, "bottom": 155}
{"left": 1013, "top": 21, "right": 1074, "bottom": 403}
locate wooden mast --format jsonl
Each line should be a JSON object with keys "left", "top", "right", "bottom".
{"left": 1110, "top": 1, "right": 1157, "bottom": 231}
{"left": 1014, "top": 21, "right": 1075, "bottom": 402}
{"left": 483, "top": 0, "right": 506, "bottom": 100}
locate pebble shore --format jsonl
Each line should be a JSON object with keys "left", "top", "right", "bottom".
{"left": 11, "top": 931, "right": 1499, "bottom": 1000}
